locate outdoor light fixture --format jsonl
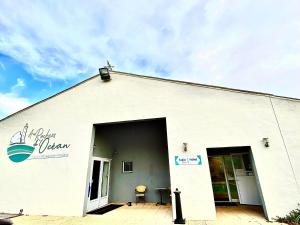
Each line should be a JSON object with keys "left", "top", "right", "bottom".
{"left": 262, "top": 138, "right": 269, "bottom": 147}
{"left": 112, "top": 149, "right": 118, "bottom": 156}
{"left": 183, "top": 143, "right": 188, "bottom": 152}
{"left": 99, "top": 67, "right": 111, "bottom": 81}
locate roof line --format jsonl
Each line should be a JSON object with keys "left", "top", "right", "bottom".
{"left": 1, "top": 70, "right": 299, "bottom": 122}
{"left": 114, "top": 70, "right": 300, "bottom": 101}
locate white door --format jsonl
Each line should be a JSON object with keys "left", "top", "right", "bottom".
{"left": 236, "top": 175, "right": 261, "bottom": 205}
{"left": 232, "top": 154, "right": 261, "bottom": 205}
{"left": 87, "top": 157, "right": 111, "bottom": 212}
{"left": 99, "top": 160, "right": 110, "bottom": 207}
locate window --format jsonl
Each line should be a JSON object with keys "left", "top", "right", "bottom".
{"left": 242, "top": 154, "right": 253, "bottom": 172}
{"left": 122, "top": 161, "right": 133, "bottom": 173}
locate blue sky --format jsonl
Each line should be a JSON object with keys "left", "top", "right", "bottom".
{"left": 0, "top": 0, "right": 300, "bottom": 119}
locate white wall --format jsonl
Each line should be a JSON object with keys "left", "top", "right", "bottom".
{"left": 0, "top": 72, "right": 299, "bottom": 220}
{"left": 271, "top": 98, "right": 300, "bottom": 188}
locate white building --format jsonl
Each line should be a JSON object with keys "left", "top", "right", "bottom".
{"left": 0, "top": 70, "right": 299, "bottom": 222}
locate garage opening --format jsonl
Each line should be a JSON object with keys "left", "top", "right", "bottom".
{"left": 86, "top": 118, "right": 171, "bottom": 213}
{"left": 207, "top": 146, "right": 262, "bottom": 206}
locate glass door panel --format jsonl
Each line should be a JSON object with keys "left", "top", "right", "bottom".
{"left": 223, "top": 156, "right": 239, "bottom": 201}
{"left": 228, "top": 180, "right": 239, "bottom": 200}
{"left": 101, "top": 161, "right": 110, "bottom": 197}
{"left": 208, "top": 156, "right": 229, "bottom": 201}
{"left": 90, "top": 160, "right": 101, "bottom": 200}
{"left": 223, "top": 156, "right": 234, "bottom": 180}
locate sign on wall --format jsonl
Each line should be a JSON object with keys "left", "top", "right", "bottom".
{"left": 175, "top": 155, "right": 202, "bottom": 165}
{"left": 6, "top": 123, "right": 70, "bottom": 163}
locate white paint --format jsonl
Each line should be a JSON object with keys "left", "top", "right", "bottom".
{"left": 0, "top": 71, "right": 299, "bottom": 221}
{"left": 236, "top": 175, "right": 261, "bottom": 205}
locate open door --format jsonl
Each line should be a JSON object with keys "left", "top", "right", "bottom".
{"left": 87, "top": 157, "right": 111, "bottom": 212}
{"left": 99, "top": 160, "right": 110, "bottom": 207}
{"left": 232, "top": 154, "right": 261, "bottom": 205}
{"left": 208, "top": 149, "right": 262, "bottom": 206}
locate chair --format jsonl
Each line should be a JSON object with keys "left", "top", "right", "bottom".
{"left": 135, "top": 185, "right": 147, "bottom": 204}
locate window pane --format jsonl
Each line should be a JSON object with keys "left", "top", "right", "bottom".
{"left": 232, "top": 155, "right": 244, "bottom": 169}
{"left": 101, "top": 161, "right": 110, "bottom": 197}
{"left": 90, "top": 161, "right": 101, "bottom": 200}
{"left": 223, "top": 156, "right": 239, "bottom": 201}
{"left": 223, "top": 156, "right": 234, "bottom": 180}
{"left": 208, "top": 157, "right": 229, "bottom": 201}
{"left": 123, "top": 161, "right": 133, "bottom": 172}
{"left": 242, "top": 154, "right": 253, "bottom": 172}
{"left": 228, "top": 180, "right": 239, "bottom": 200}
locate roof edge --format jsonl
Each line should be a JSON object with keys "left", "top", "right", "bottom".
{"left": 114, "top": 70, "right": 300, "bottom": 101}
{"left": 1, "top": 70, "right": 299, "bottom": 123}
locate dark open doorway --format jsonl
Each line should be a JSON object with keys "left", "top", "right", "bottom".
{"left": 86, "top": 118, "right": 171, "bottom": 212}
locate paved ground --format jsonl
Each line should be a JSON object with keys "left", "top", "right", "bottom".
{"left": 205, "top": 205, "right": 285, "bottom": 225}
{"left": 9, "top": 204, "right": 285, "bottom": 225}
{"left": 11, "top": 204, "right": 172, "bottom": 225}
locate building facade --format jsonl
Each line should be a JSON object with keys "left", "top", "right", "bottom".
{"left": 0, "top": 71, "right": 299, "bottom": 222}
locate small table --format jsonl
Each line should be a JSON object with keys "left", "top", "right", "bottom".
{"left": 155, "top": 187, "right": 170, "bottom": 205}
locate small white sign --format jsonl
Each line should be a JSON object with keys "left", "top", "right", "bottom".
{"left": 175, "top": 155, "right": 202, "bottom": 165}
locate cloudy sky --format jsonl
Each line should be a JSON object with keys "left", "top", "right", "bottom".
{"left": 0, "top": 0, "right": 300, "bottom": 119}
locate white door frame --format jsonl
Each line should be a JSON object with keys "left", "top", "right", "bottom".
{"left": 86, "top": 157, "right": 111, "bottom": 212}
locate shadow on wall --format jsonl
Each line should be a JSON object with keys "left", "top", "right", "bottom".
{"left": 93, "top": 118, "right": 171, "bottom": 203}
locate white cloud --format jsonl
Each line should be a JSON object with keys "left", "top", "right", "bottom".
{"left": 0, "top": 0, "right": 300, "bottom": 97}
{"left": 11, "top": 78, "right": 26, "bottom": 92}
{"left": 0, "top": 93, "right": 30, "bottom": 119}
{"left": 0, "top": 78, "right": 30, "bottom": 119}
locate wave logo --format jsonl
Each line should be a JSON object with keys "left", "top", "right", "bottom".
{"left": 7, "top": 124, "right": 35, "bottom": 163}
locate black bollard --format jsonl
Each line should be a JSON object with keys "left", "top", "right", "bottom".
{"left": 0, "top": 219, "right": 13, "bottom": 225}
{"left": 174, "top": 188, "right": 185, "bottom": 224}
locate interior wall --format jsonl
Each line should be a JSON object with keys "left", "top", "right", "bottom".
{"left": 93, "top": 119, "right": 171, "bottom": 203}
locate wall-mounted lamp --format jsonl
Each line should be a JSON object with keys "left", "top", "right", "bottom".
{"left": 183, "top": 143, "right": 188, "bottom": 152}
{"left": 99, "top": 67, "right": 111, "bottom": 81}
{"left": 262, "top": 138, "right": 269, "bottom": 147}
{"left": 112, "top": 148, "right": 118, "bottom": 156}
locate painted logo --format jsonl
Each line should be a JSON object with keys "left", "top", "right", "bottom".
{"left": 7, "top": 124, "right": 70, "bottom": 163}
{"left": 7, "top": 124, "right": 35, "bottom": 163}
